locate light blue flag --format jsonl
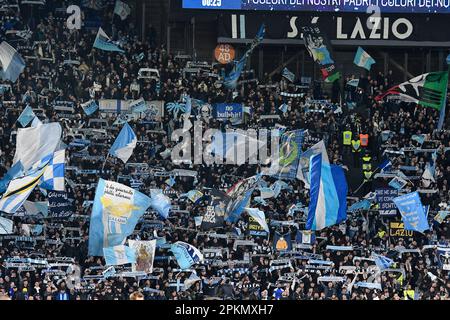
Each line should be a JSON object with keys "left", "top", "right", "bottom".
{"left": 103, "top": 245, "right": 137, "bottom": 266}
{"left": 355, "top": 282, "right": 382, "bottom": 290}
{"left": 0, "top": 41, "right": 25, "bottom": 82}
{"left": 88, "top": 179, "right": 152, "bottom": 256}
{"left": 353, "top": 47, "right": 375, "bottom": 71}
{"left": 373, "top": 254, "right": 394, "bottom": 270}
{"left": 150, "top": 190, "right": 172, "bottom": 219}
{"left": 109, "top": 123, "right": 137, "bottom": 163}
{"left": 279, "top": 103, "right": 288, "bottom": 114}
{"left": 81, "top": 100, "right": 98, "bottom": 116}
{"left": 224, "top": 57, "right": 246, "bottom": 89}
{"left": 393, "top": 192, "right": 429, "bottom": 233}
{"left": 245, "top": 208, "right": 269, "bottom": 232}
{"left": 411, "top": 134, "right": 426, "bottom": 145}
{"left": 226, "top": 188, "right": 253, "bottom": 223}
{"left": 272, "top": 130, "right": 305, "bottom": 181}
{"left": 347, "top": 79, "right": 359, "bottom": 87}
{"left": 0, "top": 161, "right": 24, "bottom": 194}
{"left": 170, "top": 241, "right": 204, "bottom": 269}
{"left": 348, "top": 199, "right": 371, "bottom": 212}
{"left": 93, "top": 27, "right": 125, "bottom": 53}
{"left": 306, "top": 153, "right": 348, "bottom": 230}
{"left": 38, "top": 149, "right": 65, "bottom": 191}
{"left": 17, "top": 105, "right": 36, "bottom": 127}
{"left": 282, "top": 67, "right": 295, "bottom": 83}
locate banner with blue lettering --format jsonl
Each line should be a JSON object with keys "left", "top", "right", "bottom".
{"left": 48, "top": 191, "right": 73, "bottom": 218}
{"left": 212, "top": 103, "right": 244, "bottom": 124}
{"left": 376, "top": 188, "right": 398, "bottom": 216}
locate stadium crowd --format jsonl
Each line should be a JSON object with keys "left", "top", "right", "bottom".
{"left": 0, "top": 0, "right": 449, "bottom": 301}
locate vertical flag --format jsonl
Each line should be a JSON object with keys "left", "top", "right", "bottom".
{"left": 88, "top": 179, "right": 152, "bottom": 256}
{"left": 39, "top": 150, "right": 65, "bottom": 191}
{"left": 306, "top": 153, "right": 348, "bottom": 230}
{"left": 270, "top": 130, "right": 305, "bottom": 180}
{"left": 128, "top": 239, "right": 156, "bottom": 274}
{"left": 393, "top": 192, "right": 429, "bottom": 233}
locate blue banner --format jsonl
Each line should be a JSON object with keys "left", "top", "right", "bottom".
{"left": 376, "top": 188, "right": 398, "bottom": 216}
{"left": 393, "top": 192, "right": 429, "bottom": 233}
{"left": 48, "top": 191, "right": 73, "bottom": 218}
{"left": 212, "top": 103, "right": 244, "bottom": 123}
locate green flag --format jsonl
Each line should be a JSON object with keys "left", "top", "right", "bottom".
{"left": 376, "top": 71, "right": 449, "bottom": 110}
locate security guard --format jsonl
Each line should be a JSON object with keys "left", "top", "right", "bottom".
{"left": 359, "top": 133, "right": 369, "bottom": 148}
{"left": 362, "top": 152, "right": 373, "bottom": 182}
{"left": 351, "top": 138, "right": 361, "bottom": 167}
{"left": 343, "top": 130, "right": 352, "bottom": 146}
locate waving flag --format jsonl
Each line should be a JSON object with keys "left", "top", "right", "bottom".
{"left": 93, "top": 27, "right": 125, "bottom": 53}
{"left": 296, "top": 230, "right": 316, "bottom": 245}
{"left": 13, "top": 122, "right": 62, "bottom": 172}
{"left": 296, "top": 140, "right": 328, "bottom": 189}
{"left": 0, "top": 41, "right": 25, "bottom": 82}
{"left": 81, "top": 100, "right": 98, "bottom": 116}
{"left": 282, "top": 67, "right": 296, "bottom": 83}
{"left": 0, "top": 216, "right": 13, "bottom": 234}
{"left": 226, "top": 175, "right": 260, "bottom": 223}
{"left": 88, "top": 179, "right": 152, "bottom": 256}
{"left": 17, "top": 105, "right": 36, "bottom": 127}
{"left": 109, "top": 123, "right": 137, "bottom": 163}
{"left": 37, "top": 150, "right": 65, "bottom": 191}
{"left": 375, "top": 71, "right": 449, "bottom": 110}
{"left": 103, "top": 245, "right": 136, "bottom": 266}
{"left": 422, "top": 163, "right": 435, "bottom": 188}
{"left": 170, "top": 241, "right": 204, "bottom": 269}
{"left": 0, "top": 163, "right": 48, "bottom": 214}
{"left": 353, "top": 47, "right": 376, "bottom": 71}
{"left": 348, "top": 199, "right": 371, "bottom": 212}
{"left": 114, "top": 0, "right": 131, "bottom": 20}
{"left": 393, "top": 192, "right": 429, "bottom": 233}
{"left": 245, "top": 208, "right": 269, "bottom": 233}
{"left": 347, "top": 79, "right": 359, "bottom": 87}
{"left": 373, "top": 253, "right": 394, "bottom": 270}
{"left": 269, "top": 130, "right": 305, "bottom": 181}
{"left": 0, "top": 161, "right": 24, "bottom": 194}
{"left": 128, "top": 239, "right": 156, "bottom": 273}
{"left": 306, "top": 153, "right": 348, "bottom": 231}
{"left": 149, "top": 190, "right": 172, "bottom": 219}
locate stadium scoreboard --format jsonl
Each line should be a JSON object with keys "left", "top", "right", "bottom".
{"left": 182, "top": 0, "right": 450, "bottom": 13}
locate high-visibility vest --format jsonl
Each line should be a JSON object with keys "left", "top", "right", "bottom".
{"left": 343, "top": 131, "right": 352, "bottom": 145}
{"left": 364, "top": 171, "right": 373, "bottom": 179}
{"left": 362, "top": 156, "right": 372, "bottom": 171}
{"left": 351, "top": 140, "right": 361, "bottom": 152}
{"left": 360, "top": 134, "right": 369, "bottom": 147}
{"left": 404, "top": 290, "right": 415, "bottom": 300}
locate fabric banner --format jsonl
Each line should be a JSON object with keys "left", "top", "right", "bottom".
{"left": 375, "top": 188, "right": 398, "bottom": 216}
{"left": 201, "top": 189, "right": 229, "bottom": 230}
{"left": 212, "top": 103, "right": 244, "bottom": 123}
{"left": 393, "top": 192, "right": 429, "bottom": 233}
{"left": 128, "top": 239, "right": 156, "bottom": 274}
{"left": 48, "top": 191, "right": 73, "bottom": 218}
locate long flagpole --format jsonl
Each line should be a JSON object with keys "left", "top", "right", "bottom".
{"left": 437, "top": 58, "right": 450, "bottom": 130}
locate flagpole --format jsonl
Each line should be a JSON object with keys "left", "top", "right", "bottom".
{"left": 437, "top": 60, "right": 450, "bottom": 130}
{"left": 101, "top": 153, "right": 110, "bottom": 173}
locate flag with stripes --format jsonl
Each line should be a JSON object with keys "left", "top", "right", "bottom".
{"left": 93, "top": 27, "right": 125, "bottom": 53}
{"left": 375, "top": 71, "right": 449, "bottom": 110}
{"left": 0, "top": 163, "right": 48, "bottom": 214}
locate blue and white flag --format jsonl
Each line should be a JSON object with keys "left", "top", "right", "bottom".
{"left": 224, "top": 57, "right": 246, "bottom": 90}
{"left": 182, "top": 189, "right": 204, "bottom": 204}
{"left": 38, "top": 150, "right": 65, "bottom": 191}
{"left": 378, "top": 158, "right": 392, "bottom": 173}
{"left": 114, "top": 0, "right": 131, "bottom": 20}
{"left": 0, "top": 216, "right": 14, "bottom": 234}
{"left": 109, "top": 123, "right": 137, "bottom": 163}
{"left": 347, "top": 79, "right": 359, "bottom": 87}
{"left": 93, "top": 27, "right": 125, "bottom": 53}
{"left": 149, "top": 190, "right": 172, "bottom": 219}
{"left": 296, "top": 140, "right": 328, "bottom": 188}
{"left": 130, "top": 98, "right": 148, "bottom": 113}
{"left": 296, "top": 230, "right": 316, "bottom": 245}
{"left": 245, "top": 208, "right": 269, "bottom": 233}
{"left": 282, "top": 67, "right": 295, "bottom": 83}
{"left": 373, "top": 253, "right": 394, "bottom": 270}
{"left": 17, "top": 105, "right": 36, "bottom": 127}
{"left": 103, "top": 245, "right": 136, "bottom": 266}
{"left": 306, "top": 153, "right": 348, "bottom": 230}
{"left": 422, "top": 163, "right": 435, "bottom": 188}
{"left": 13, "top": 122, "right": 62, "bottom": 171}
{"left": 0, "top": 41, "right": 25, "bottom": 82}
{"left": 389, "top": 175, "right": 408, "bottom": 190}
{"left": 0, "top": 162, "right": 49, "bottom": 214}
{"left": 411, "top": 134, "right": 426, "bottom": 145}
{"left": 393, "top": 192, "right": 429, "bottom": 233}
{"left": 170, "top": 241, "right": 204, "bottom": 269}
{"left": 81, "top": 100, "right": 98, "bottom": 116}
{"left": 279, "top": 103, "right": 288, "bottom": 114}
{"left": 355, "top": 282, "right": 382, "bottom": 290}
{"left": 353, "top": 47, "right": 375, "bottom": 71}
{"left": 88, "top": 179, "right": 152, "bottom": 256}
{"left": 0, "top": 161, "right": 24, "bottom": 194}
